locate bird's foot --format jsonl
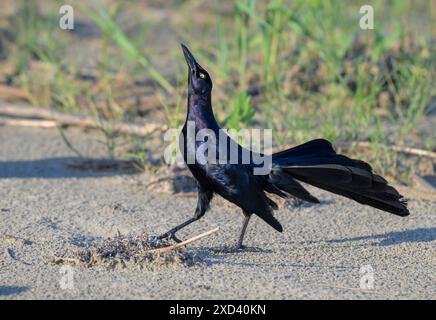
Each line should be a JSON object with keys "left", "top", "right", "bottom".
{"left": 156, "top": 231, "right": 183, "bottom": 243}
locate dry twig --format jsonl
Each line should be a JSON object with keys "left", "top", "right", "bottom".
{"left": 0, "top": 102, "right": 166, "bottom": 136}
{"left": 147, "top": 227, "right": 220, "bottom": 254}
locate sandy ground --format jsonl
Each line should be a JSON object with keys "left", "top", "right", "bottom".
{"left": 0, "top": 125, "right": 435, "bottom": 300}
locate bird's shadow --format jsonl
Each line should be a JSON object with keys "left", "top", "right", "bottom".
{"left": 0, "top": 157, "right": 141, "bottom": 179}
{"left": 284, "top": 198, "right": 336, "bottom": 211}
{"left": 192, "top": 246, "right": 273, "bottom": 266}
{"left": 209, "top": 245, "right": 273, "bottom": 254}
{"left": 327, "top": 227, "right": 436, "bottom": 246}
{"left": 0, "top": 285, "right": 30, "bottom": 296}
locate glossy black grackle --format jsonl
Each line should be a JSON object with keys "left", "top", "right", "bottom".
{"left": 158, "top": 44, "right": 409, "bottom": 250}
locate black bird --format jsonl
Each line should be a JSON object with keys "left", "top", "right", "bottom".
{"left": 158, "top": 44, "right": 409, "bottom": 249}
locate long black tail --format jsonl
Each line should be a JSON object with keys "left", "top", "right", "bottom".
{"left": 270, "top": 139, "right": 409, "bottom": 216}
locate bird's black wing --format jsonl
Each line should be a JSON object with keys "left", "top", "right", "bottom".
{"left": 207, "top": 164, "right": 283, "bottom": 232}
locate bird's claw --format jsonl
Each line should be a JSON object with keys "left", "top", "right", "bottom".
{"left": 157, "top": 231, "right": 182, "bottom": 243}
{"left": 169, "top": 232, "right": 183, "bottom": 243}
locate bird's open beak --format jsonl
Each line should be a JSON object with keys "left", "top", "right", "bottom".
{"left": 181, "top": 43, "right": 197, "bottom": 73}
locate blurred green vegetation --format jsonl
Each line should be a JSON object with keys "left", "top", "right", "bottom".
{"left": 0, "top": 0, "right": 434, "bottom": 181}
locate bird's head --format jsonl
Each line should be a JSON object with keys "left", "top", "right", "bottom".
{"left": 181, "top": 43, "right": 212, "bottom": 95}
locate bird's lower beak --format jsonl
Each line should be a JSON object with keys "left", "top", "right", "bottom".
{"left": 181, "top": 43, "right": 197, "bottom": 73}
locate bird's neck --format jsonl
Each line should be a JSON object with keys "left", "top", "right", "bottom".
{"left": 186, "top": 92, "right": 219, "bottom": 131}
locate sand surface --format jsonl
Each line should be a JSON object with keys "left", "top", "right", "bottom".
{"left": 0, "top": 125, "right": 435, "bottom": 299}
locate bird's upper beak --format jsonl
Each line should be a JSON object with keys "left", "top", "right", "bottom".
{"left": 181, "top": 43, "right": 197, "bottom": 73}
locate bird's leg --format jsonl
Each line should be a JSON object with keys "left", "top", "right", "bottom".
{"left": 157, "top": 217, "right": 198, "bottom": 243}
{"left": 234, "top": 213, "right": 251, "bottom": 250}
{"left": 157, "top": 186, "right": 213, "bottom": 243}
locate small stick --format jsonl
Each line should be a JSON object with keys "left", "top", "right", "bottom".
{"left": 147, "top": 227, "right": 219, "bottom": 254}
{"left": 0, "top": 118, "right": 57, "bottom": 128}
{"left": 0, "top": 103, "right": 166, "bottom": 136}
{"left": 343, "top": 141, "right": 436, "bottom": 159}
{"left": 380, "top": 144, "right": 436, "bottom": 159}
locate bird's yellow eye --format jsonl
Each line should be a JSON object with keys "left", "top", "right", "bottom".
{"left": 199, "top": 72, "right": 206, "bottom": 79}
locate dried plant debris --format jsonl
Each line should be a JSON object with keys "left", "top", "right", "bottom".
{"left": 52, "top": 233, "right": 200, "bottom": 270}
